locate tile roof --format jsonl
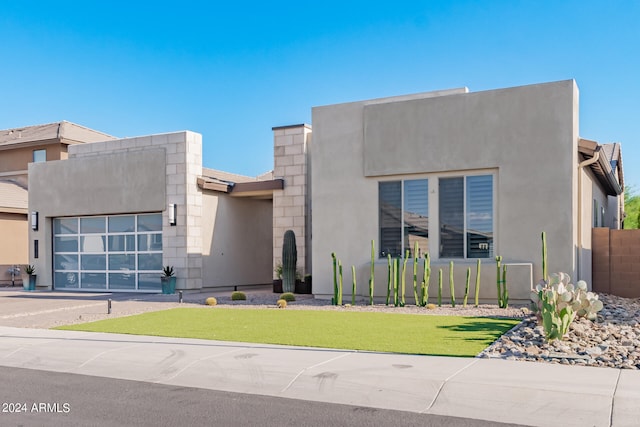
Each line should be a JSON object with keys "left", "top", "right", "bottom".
{"left": 0, "top": 180, "right": 28, "bottom": 213}
{"left": 0, "top": 121, "right": 116, "bottom": 147}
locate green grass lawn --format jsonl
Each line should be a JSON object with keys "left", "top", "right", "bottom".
{"left": 55, "top": 308, "right": 520, "bottom": 357}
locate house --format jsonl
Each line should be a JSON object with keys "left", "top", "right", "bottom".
{"left": 23, "top": 80, "right": 624, "bottom": 300}
{"left": 28, "top": 131, "right": 284, "bottom": 292}
{"left": 310, "top": 80, "right": 624, "bottom": 303}
{"left": 0, "top": 122, "right": 115, "bottom": 284}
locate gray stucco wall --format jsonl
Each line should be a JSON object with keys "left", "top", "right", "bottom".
{"left": 201, "top": 193, "right": 273, "bottom": 288}
{"left": 311, "top": 80, "right": 579, "bottom": 302}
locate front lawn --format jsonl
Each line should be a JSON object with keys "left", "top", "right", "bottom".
{"left": 55, "top": 308, "right": 520, "bottom": 357}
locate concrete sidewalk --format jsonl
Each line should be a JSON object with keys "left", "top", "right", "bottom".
{"left": 0, "top": 326, "right": 638, "bottom": 427}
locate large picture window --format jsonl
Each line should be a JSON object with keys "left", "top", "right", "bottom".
{"left": 53, "top": 213, "right": 163, "bottom": 291}
{"left": 378, "top": 173, "right": 494, "bottom": 259}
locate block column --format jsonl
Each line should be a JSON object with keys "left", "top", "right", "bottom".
{"left": 272, "top": 124, "right": 312, "bottom": 280}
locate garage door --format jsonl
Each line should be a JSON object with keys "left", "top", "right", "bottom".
{"left": 53, "top": 213, "right": 163, "bottom": 291}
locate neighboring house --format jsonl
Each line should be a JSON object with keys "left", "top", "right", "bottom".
{"left": 310, "top": 80, "right": 624, "bottom": 303}
{"left": 0, "top": 121, "right": 115, "bottom": 284}
{"left": 23, "top": 79, "right": 625, "bottom": 298}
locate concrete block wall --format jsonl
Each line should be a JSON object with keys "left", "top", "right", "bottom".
{"left": 272, "top": 124, "right": 312, "bottom": 279}
{"left": 69, "top": 131, "right": 203, "bottom": 290}
{"left": 592, "top": 228, "right": 640, "bottom": 298}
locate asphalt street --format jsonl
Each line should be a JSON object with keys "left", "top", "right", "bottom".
{"left": 0, "top": 366, "right": 526, "bottom": 427}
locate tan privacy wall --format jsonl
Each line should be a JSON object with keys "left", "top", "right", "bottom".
{"left": 592, "top": 228, "right": 640, "bottom": 298}
{"left": 0, "top": 213, "right": 28, "bottom": 264}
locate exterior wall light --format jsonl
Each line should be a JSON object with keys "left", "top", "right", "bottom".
{"left": 31, "top": 211, "right": 39, "bottom": 231}
{"left": 169, "top": 203, "right": 177, "bottom": 226}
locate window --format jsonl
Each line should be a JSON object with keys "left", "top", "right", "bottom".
{"left": 378, "top": 173, "right": 494, "bottom": 260}
{"left": 440, "top": 175, "right": 493, "bottom": 258}
{"left": 33, "top": 149, "right": 46, "bottom": 163}
{"left": 379, "top": 179, "right": 429, "bottom": 258}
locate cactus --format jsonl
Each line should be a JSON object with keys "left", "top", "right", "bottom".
{"left": 337, "top": 261, "right": 343, "bottom": 305}
{"left": 413, "top": 242, "right": 419, "bottom": 305}
{"left": 449, "top": 261, "right": 455, "bottom": 307}
{"left": 277, "top": 299, "right": 287, "bottom": 308}
{"left": 386, "top": 254, "right": 392, "bottom": 305}
{"left": 369, "top": 240, "right": 375, "bottom": 305}
{"left": 231, "top": 291, "right": 246, "bottom": 301}
{"left": 332, "top": 252, "right": 338, "bottom": 305}
{"left": 541, "top": 231, "right": 548, "bottom": 282}
{"left": 351, "top": 265, "right": 357, "bottom": 306}
{"left": 437, "top": 268, "right": 443, "bottom": 307}
{"left": 474, "top": 259, "right": 481, "bottom": 307}
{"left": 463, "top": 267, "right": 471, "bottom": 307}
{"left": 393, "top": 258, "right": 399, "bottom": 307}
{"left": 282, "top": 230, "right": 297, "bottom": 293}
{"left": 279, "top": 292, "right": 296, "bottom": 302}
{"left": 401, "top": 250, "right": 408, "bottom": 307}
{"left": 205, "top": 297, "right": 217, "bottom": 306}
{"left": 420, "top": 253, "right": 431, "bottom": 307}
{"left": 495, "top": 256, "right": 508, "bottom": 308}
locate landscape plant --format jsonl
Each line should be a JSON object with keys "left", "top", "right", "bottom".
{"left": 449, "top": 261, "right": 455, "bottom": 307}
{"left": 282, "top": 230, "right": 298, "bottom": 293}
{"left": 369, "top": 240, "right": 375, "bottom": 305}
{"left": 279, "top": 292, "right": 296, "bottom": 302}
{"left": 420, "top": 253, "right": 431, "bottom": 307}
{"left": 437, "top": 269, "right": 443, "bottom": 307}
{"left": 412, "top": 243, "right": 419, "bottom": 305}
{"left": 474, "top": 259, "right": 481, "bottom": 307}
{"left": 531, "top": 272, "right": 604, "bottom": 341}
{"left": 231, "top": 291, "right": 247, "bottom": 301}
{"left": 351, "top": 265, "right": 357, "bottom": 306}
{"left": 277, "top": 299, "right": 287, "bottom": 308}
{"left": 463, "top": 267, "right": 471, "bottom": 307}
{"left": 401, "top": 250, "right": 408, "bottom": 307}
{"left": 386, "top": 254, "right": 392, "bottom": 305}
{"left": 495, "top": 256, "right": 508, "bottom": 308}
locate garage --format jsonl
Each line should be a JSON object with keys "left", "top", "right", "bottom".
{"left": 53, "top": 213, "right": 163, "bottom": 292}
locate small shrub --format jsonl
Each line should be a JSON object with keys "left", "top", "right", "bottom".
{"left": 426, "top": 303, "right": 436, "bottom": 310}
{"left": 205, "top": 297, "right": 217, "bottom": 306}
{"left": 231, "top": 291, "right": 247, "bottom": 301}
{"left": 277, "top": 299, "right": 287, "bottom": 308}
{"left": 279, "top": 292, "right": 296, "bottom": 302}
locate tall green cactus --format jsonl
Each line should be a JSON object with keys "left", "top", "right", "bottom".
{"left": 463, "top": 267, "right": 471, "bottom": 307}
{"left": 420, "top": 253, "right": 431, "bottom": 307}
{"left": 401, "top": 250, "right": 408, "bottom": 307}
{"left": 282, "top": 230, "right": 297, "bottom": 293}
{"left": 438, "top": 268, "right": 443, "bottom": 307}
{"left": 474, "top": 259, "right": 482, "bottom": 307}
{"left": 496, "top": 256, "right": 508, "bottom": 308}
{"left": 449, "top": 261, "right": 456, "bottom": 307}
{"left": 394, "top": 258, "right": 399, "bottom": 307}
{"left": 331, "top": 252, "right": 338, "bottom": 305}
{"left": 541, "top": 231, "right": 548, "bottom": 282}
{"left": 369, "top": 240, "right": 375, "bottom": 305}
{"left": 338, "top": 260, "right": 343, "bottom": 305}
{"left": 386, "top": 254, "right": 392, "bottom": 305}
{"left": 413, "top": 242, "right": 419, "bottom": 305}
{"left": 351, "top": 265, "right": 357, "bottom": 306}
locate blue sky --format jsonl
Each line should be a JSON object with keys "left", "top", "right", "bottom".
{"left": 1, "top": 1, "right": 638, "bottom": 189}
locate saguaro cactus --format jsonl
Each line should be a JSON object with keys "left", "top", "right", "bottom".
{"left": 420, "top": 253, "right": 431, "bottom": 307}
{"left": 474, "top": 259, "right": 482, "bottom": 307}
{"left": 369, "top": 240, "right": 375, "bottom": 305}
{"left": 449, "top": 261, "right": 456, "bottom": 307}
{"left": 541, "top": 231, "right": 548, "bottom": 282}
{"left": 282, "top": 230, "right": 297, "bottom": 293}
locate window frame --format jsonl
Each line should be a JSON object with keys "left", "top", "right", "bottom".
{"left": 378, "top": 170, "right": 496, "bottom": 260}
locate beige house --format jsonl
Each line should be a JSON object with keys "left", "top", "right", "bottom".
{"left": 23, "top": 79, "right": 624, "bottom": 299}
{"left": 310, "top": 80, "right": 624, "bottom": 303}
{"left": 0, "top": 122, "right": 115, "bottom": 284}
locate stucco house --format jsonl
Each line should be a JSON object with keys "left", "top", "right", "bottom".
{"left": 23, "top": 79, "right": 624, "bottom": 300}
{"left": 0, "top": 122, "right": 115, "bottom": 284}
{"left": 310, "top": 80, "right": 624, "bottom": 303}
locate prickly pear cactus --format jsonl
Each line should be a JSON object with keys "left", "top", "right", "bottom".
{"left": 282, "top": 230, "right": 297, "bottom": 293}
